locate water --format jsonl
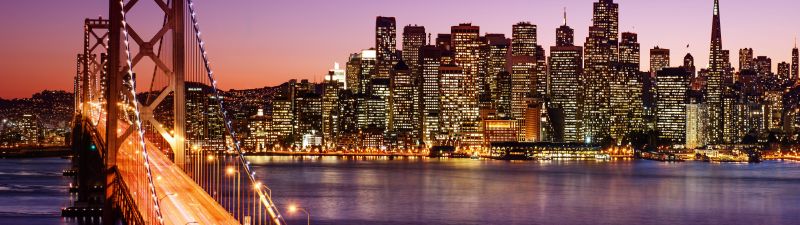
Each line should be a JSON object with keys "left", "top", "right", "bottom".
{"left": 248, "top": 157, "right": 800, "bottom": 225}
{"left": 0, "top": 157, "right": 79, "bottom": 225}
{"left": 2, "top": 157, "right": 799, "bottom": 225}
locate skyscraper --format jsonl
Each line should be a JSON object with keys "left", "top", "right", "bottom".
{"left": 556, "top": 9, "right": 574, "bottom": 47}
{"left": 583, "top": 26, "right": 613, "bottom": 144}
{"left": 389, "top": 60, "right": 417, "bottom": 142}
{"left": 512, "top": 22, "right": 537, "bottom": 57}
{"left": 484, "top": 34, "right": 510, "bottom": 103}
{"left": 739, "top": 48, "right": 754, "bottom": 71}
{"left": 451, "top": 23, "right": 480, "bottom": 124}
{"left": 580, "top": 0, "right": 619, "bottom": 144}
{"left": 611, "top": 32, "right": 643, "bottom": 142}
{"left": 509, "top": 55, "right": 536, "bottom": 139}
{"left": 359, "top": 49, "right": 377, "bottom": 95}
{"left": 650, "top": 46, "right": 670, "bottom": 74}
{"left": 754, "top": 56, "right": 772, "bottom": 77}
{"left": 402, "top": 25, "right": 426, "bottom": 74}
{"left": 656, "top": 68, "right": 690, "bottom": 144}
{"left": 792, "top": 41, "right": 799, "bottom": 80}
{"left": 418, "top": 45, "right": 441, "bottom": 145}
{"left": 707, "top": 0, "right": 728, "bottom": 144}
{"left": 376, "top": 16, "right": 397, "bottom": 79}
{"left": 439, "top": 64, "right": 466, "bottom": 138}
{"left": 549, "top": 16, "right": 583, "bottom": 143}
{"left": 346, "top": 53, "right": 362, "bottom": 93}
{"left": 778, "top": 62, "right": 791, "bottom": 81}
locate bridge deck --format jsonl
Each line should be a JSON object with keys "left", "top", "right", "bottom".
{"left": 97, "top": 117, "right": 240, "bottom": 225}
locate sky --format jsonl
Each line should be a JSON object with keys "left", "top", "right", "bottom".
{"left": 0, "top": 0, "right": 798, "bottom": 99}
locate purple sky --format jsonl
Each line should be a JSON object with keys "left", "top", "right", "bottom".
{"left": 0, "top": 0, "right": 798, "bottom": 98}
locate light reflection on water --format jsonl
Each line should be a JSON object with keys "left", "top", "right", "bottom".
{"left": 250, "top": 156, "right": 800, "bottom": 225}
{"left": 2, "top": 157, "right": 799, "bottom": 225}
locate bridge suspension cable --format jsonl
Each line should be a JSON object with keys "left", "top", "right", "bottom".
{"left": 185, "top": 0, "right": 286, "bottom": 224}
{"left": 119, "top": 0, "right": 165, "bottom": 223}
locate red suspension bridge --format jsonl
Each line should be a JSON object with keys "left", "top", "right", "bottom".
{"left": 69, "top": 0, "right": 285, "bottom": 224}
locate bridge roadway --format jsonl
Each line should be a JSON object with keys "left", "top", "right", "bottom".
{"left": 94, "top": 115, "right": 241, "bottom": 225}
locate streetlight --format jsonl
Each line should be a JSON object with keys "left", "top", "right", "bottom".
{"left": 287, "top": 204, "right": 310, "bottom": 225}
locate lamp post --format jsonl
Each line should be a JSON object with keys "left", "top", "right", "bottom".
{"left": 288, "top": 204, "right": 310, "bottom": 225}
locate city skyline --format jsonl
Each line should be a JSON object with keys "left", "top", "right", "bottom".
{"left": 1, "top": 0, "right": 799, "bottom": 98}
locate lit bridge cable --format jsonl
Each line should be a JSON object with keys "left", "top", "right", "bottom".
{"left": 185, "top": 0, "right": 286, "bottom": 224}
{"left": 119, "top": 0, "right": 165, "bottom": 224}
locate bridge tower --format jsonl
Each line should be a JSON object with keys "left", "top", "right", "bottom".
{"left": 104, "top": 0, "right": 187, "bottom": 223}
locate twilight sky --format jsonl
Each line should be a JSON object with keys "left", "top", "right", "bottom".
{"left": 0, "top": 0, "right": 798, "bottom": 98}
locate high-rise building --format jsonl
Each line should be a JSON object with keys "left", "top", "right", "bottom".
{"left": 495, "top": 71, "right": 513, "bottom": 118}
{"left": 754, "top": 56, "right": 772, "bottom": 77}
{"left": 436, "top": 34, "right": 452, "bottom": 51}
{"left": 439, "top": 64, "right": 466, "bottom": 138}
{"left": 390, "top": 60, "right": 417, "bottom": 142}
{"left": 376, "top": 16, "right": 397, "bottom": 79}
{"left": 549, "top": 18, "right": 583, "bottom": 142}
{"left": 778, "top": 62, "right": 791, "bottom": 81}
{"left": 246, "top": 109, "right": 273, "bottom": 152}
{"left": 656, "top": 68, "right": 690, "bottom": 144}
{"left": 359, "top": 49, "right": 377, "bottom": 94}
{"left": 325, "top": 63, "right": 347, "bottom": 89}
{"left": 739, "top": 48, "right": 754, "bottom": 71}
{"left": 346, "top": 53, "right": 362, "bottom": 93}
{"left": 684, "top": 53, "right": 696, "bottom": 76}
{"left": 402, "top": 25, "right": 426, "bottom": 73}
{"left": 418, "top": 45, "right": 442, "bottom": 145}
{"left": 484, "top": 34, "right": 510, "bottom": 103}
{"left": 686, "top": 98, "right": 708, "bottom": 149}
{"left": 611, "top": 32, "right": 643, "bottom": 142}
{"left": 650, "top": 46, "right": 670, "bottom": 74}
{"left": 556, "top": 9, "right": 574, "bottom": 47}
{"left": 451, "top": 23, "right": 481, "bottom": 124}
{"left": 512, "top": 22, "right": 537, "bottom": 57}
{"left": 706, "top": 0, "right": 728, "bottom": 144}
{"left": 579, "top": 0, "right": 619, "bottom": 144}
{"left": 792, "top": 41, "right": 799, "bottom": 80}
{"left": 583, "top": 26, "right": 613, "bottom": 144}
{"left": 322, "top": 72, "right": 343, "bottom": 147}
{"left": 272, "top": 97, "right": 294, "bottom": 147}
{"left": 509, "top": 56, "right": 536, "bottom": 120}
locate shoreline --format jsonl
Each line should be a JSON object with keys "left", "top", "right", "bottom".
{"left": 0, "top": 146, "right": 72, "bottom": 158}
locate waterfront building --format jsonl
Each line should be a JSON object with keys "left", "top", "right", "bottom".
{"left": 611, "top": 32, "right": 642, "bottom": 142}
{"left": 246, "top": 109, "right": 272, "bottom": 152}
{"left": 548, "top": 16, "right": 583, "bottom": 142}
{"left": 483, "top": 119, "right": 518, "bottom": 146}
{"left": 439, "top": 64, "right": 466, "bottom": 138}
{"left": 419, "top": 45, "right": 442, "bottom": 146}
{"left": 390, "top": 60, "right": 417, "bottom": 144}
{"left": 451, "top": 23, "right": 480, "bottom": 124}
{"left": 706, "top": 0, "right": 729, "bottom": 144}
{"left": 656, "top": 68, "right": 690, "bottom": 144}
{"left": 272, "top": 97, "right": 294, "bottom": 147}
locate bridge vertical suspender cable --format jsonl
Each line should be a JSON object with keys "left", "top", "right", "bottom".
{"left": 118, "top": 0, "right": 165, "bottom": 223}
{"left": 185, "top": 0, "right": 286, "bottom": 224}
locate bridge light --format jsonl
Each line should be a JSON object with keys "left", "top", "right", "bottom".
{"left": 226, "top": 166, "right": 235, "bottom": 175}
{"left": 254, "top": 182, "right": 262, "bottom": 190}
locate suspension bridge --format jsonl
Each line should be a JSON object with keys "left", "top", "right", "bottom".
{"left": 68, "top": 0, "right": 286, "bottom": 224}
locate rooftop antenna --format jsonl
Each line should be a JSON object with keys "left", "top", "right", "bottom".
{"left": 563, "top": 7, "right": 567, "bottom": 26}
